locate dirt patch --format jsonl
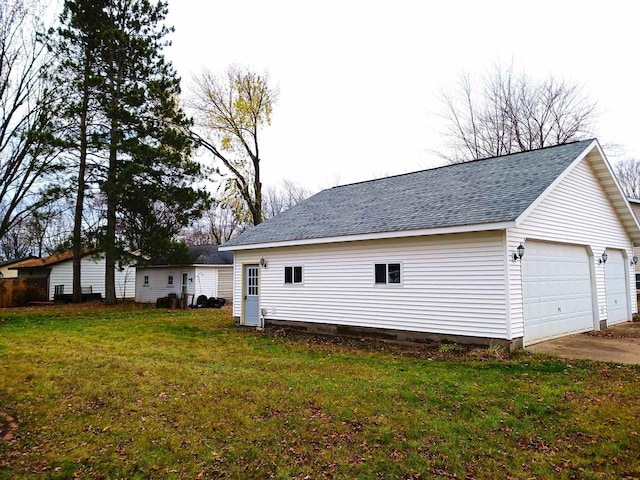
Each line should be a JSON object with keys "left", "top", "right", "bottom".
{"left": 585, "top": 321, "right": 640, "bottom": 339}
{"left": 0, "top": 412, "right": 18, "bottom": 441}
{"left": 585, "top": 330, "right": 633, "bottom": 339}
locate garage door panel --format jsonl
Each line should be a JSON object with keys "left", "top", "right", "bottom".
{"left": 605, "top": 250, "right": 629, "bottom": 325}
{"left": 523, "top": 241, "right": 594, "bottom": 345}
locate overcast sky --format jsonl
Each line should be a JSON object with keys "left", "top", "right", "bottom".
{"left": 165, "top": 0, "right": 639, "bottom": 191}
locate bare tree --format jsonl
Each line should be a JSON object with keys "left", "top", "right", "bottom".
{"left": 263, "top": 179, "right": 311, "bottom": 219}
{"left": 0, "top": 0, "right": 63, "bottom": 241}
{"left": 614, "top": 158, "right": 640, "bottom": 199}
{"left": 0, "top": 219, "right": 32, "bottom": 259}
{"left": 0, "top": 198, "right": 76, "bottom": 261}
{"left": 179, "top": 201, "right": 245, "bottom": 246}
{"left": 189, "top": 66, "right": 278, "bottom": 226}
{"left": 439, "top": 63, "right": 597, "bottom": 163}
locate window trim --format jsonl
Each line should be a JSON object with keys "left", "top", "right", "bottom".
{"left": 373, "top": 262, "right": 403, "bottom": 286}
{"left": 143, "top": 275, "right": 149, "bottom": 287}
{"left": 284, "top": 265, "right": 304, "bottom": 285}
{"left": 167, "top": 274, "right": 174, "bottom": 286}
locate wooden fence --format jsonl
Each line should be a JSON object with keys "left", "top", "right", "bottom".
{"left": 0, "top": 278, "right": 48, "bottom": 307}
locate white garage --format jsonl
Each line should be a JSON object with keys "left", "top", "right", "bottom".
{"left": 223, "top": 139, "right": 640, "bottom": 350}
{"left": 522, "top": 241, "right": 595, "bottom": 345}
{"left": 605, "top": 249, "right": 630, "bottom": 325}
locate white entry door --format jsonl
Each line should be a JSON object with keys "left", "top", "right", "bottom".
{"left": 523, "top": 241, "right": 595, "bottom": 345}
{"left": 605, "top": 249, "right": 630, "bottom": 325}
{"left": 244, "top": 265, "right": 259, "bottom": 326}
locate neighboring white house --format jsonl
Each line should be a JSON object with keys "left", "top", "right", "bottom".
{"left": 135, "top": 244, "right": 234, "bottom": 304}
{"left": 220, "top": 139, "right": 640, "bottom": 350}
{"left": 14, "top": 250, "right": 135, "bottom": 300}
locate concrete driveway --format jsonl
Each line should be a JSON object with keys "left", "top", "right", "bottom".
{"left": 526, "top": 321, "right": 640, "bottom": 364}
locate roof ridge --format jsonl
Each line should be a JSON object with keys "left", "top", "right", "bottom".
{"left": 331, "top": 139, "right": 595, "bottom": 190}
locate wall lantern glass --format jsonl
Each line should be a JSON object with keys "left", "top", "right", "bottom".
{"left": 513, "top": 243, "right": 525, "bottom": 261}
{"left": 599, "top": 251, "right": 608, "bottom": 264}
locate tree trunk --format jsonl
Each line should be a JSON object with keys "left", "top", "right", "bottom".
{"left": 72, "top": 50, "right": 90, "bottom": 304}
{"left": 252, "top": 155, "right": 262, "bottom": 225}
{"left": 104, "top": 117, "right": 118, "bottom": 305}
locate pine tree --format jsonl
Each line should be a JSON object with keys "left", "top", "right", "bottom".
{"left": 53, "top": 0, "right": 210, "bottom": 304}
{"left": 54, "top": 0, "right": 109, "bottom": 302}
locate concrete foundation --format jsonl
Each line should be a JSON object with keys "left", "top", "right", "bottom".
{"left": 258, "top": 318, "right": 524, "bottom": 352}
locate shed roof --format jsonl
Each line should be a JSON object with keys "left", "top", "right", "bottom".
{"left": 10, "top": 249, "right": 98, "bottom": 269}
{"left": 0, "top": 256, "right": 38, "bottom": 269}
{"left": 142, "top": 244, "right": 233, "bottom": 266}
{"left": 187, "top": 244, "right": 234, "bottom": 265}
{"left": 225, "top": 139, "right": 635, "bottom": 249}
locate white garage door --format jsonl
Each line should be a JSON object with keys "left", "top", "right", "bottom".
{"left": 605, "top": 249, "right": 629, "bottom": 325}
{"left": 523, "top": 241, "right": 594, "bottom": 345}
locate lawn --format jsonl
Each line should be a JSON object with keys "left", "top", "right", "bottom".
{"left": 1, "top": 304, "right": 639, "bottom": 479}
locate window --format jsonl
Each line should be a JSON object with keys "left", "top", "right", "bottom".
{"left": 375, "top": 263, "right": 401, "bottom": 284}
{"left": 143, "top": 275, "right": 149, "bottom": 287}
{"left": 167, "top": 275, "right": 174, "bottom": 286}
{"left": 247, "top": 266, "right": 259, "bottom": 296}
{"left": 636, "top": 274, "right": 640, "bottom": 291}
{"left": 284, "top": 266, "right": 303, "bottom": 284}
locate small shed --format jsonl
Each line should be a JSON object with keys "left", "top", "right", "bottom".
{"left": 135, "top": 244, "right": 234, "bottom": 305}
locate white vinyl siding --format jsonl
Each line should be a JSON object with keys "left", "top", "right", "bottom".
{"left": 135, "top": 265, "right": 232, "bottom": 303}
{"left": 232, "top": 231, "right": 508, "bottom": 339}
{"left": 193, "top": 266, "right": 218, "bottom": 298}
{"left": 508, "top": 153, "right": 636, "bottom": 339}
{"left": 135, "top": 267, "right": 193, "bottom": 303}
{"left": 48, "top": 257, "right": 135, "bottom": 300}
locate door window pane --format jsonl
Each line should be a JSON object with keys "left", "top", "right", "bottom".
{"left": 247, "top": 266, "right": 259, "bottom": 296}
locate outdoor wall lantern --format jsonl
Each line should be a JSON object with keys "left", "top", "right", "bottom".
{"left": 260, "top": 257, "right": 267, "bottom": 268}
{"left": 599, "top": 251, "right": 608, "bottom": 264}
{"left": 631, "top": 256, "right": 638, "bottom": 266}
{"left": 513, "top": 243, "right": 525, "bottom": 261}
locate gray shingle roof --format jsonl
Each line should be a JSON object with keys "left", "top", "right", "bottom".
{"left": 146, "top": 244, "right": 233, "bottom": 265}
{"left": 187, "top": 244, "right": 234, "bottom": 265}
{"left": 224, "top": 140, "right": 595, "bottom": 247}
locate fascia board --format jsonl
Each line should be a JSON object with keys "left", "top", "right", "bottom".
{"left": 219, "top": 220, "right": 515, "bottom": 251}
